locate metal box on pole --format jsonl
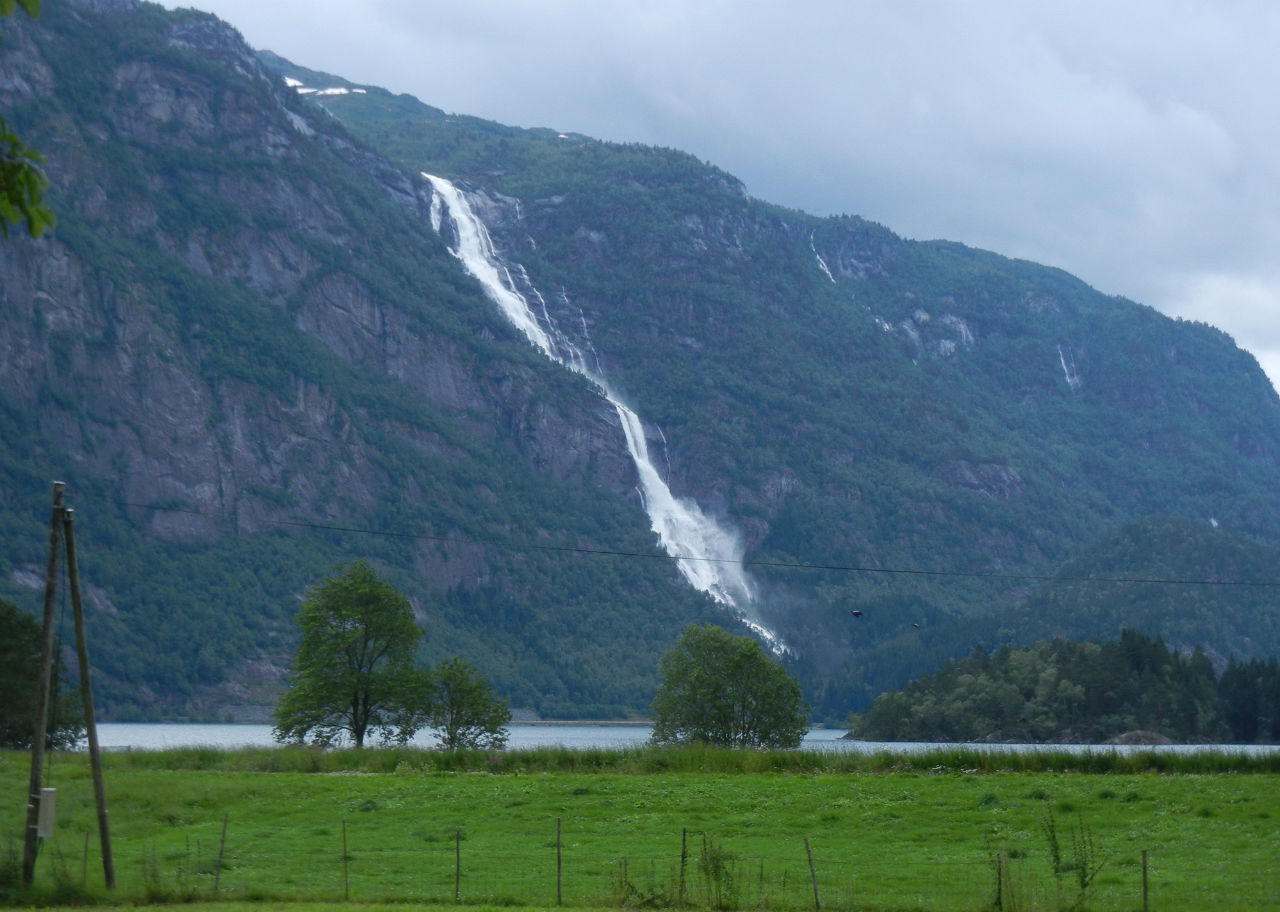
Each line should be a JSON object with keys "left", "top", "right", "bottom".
{"left": 36, "top": 788, "right": 56, "bottom": 838}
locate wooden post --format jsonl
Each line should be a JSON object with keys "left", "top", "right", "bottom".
{"left": 214, "top": 813, "right": 229, "bottom": 892}
{"left": 556, "top": 817, "right": 562, "bottom": 905}
{"left": 678, "top": 827, "right": 687, "bottom": 906}
{"left": 1142, "top": 849, "right": 1149, "bottom": 912}
{"left": 995, "top": 853, "right": 1004, "bottom": 910}
{"left": 63, "top": 509, "right": 115, "bottom": 888}
{"left": 342, "top": 820, "right": 350, "bottom": 900}
{"left": 22, "top": 482, "right": 65, "bottom": 886}
{"left": 454, "top": 827, "right": 461, "bottom": 901}
{"left": 804, "top": 837, "right": 820, "bottom": 912}
{"left": 804, "top": 837, "right": 821, "bottom": 912}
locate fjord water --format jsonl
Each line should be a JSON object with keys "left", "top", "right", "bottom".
{"left": 93, "top": 723, "right": 1280, "bottom": 754}
{"left": 424, "top": 175, "right": 776, "bottom": 645}
{"left": 94, "top": 722, "right": 654, "bottom": 750}
{"left": 90, "top": 723, "right": 881, "bottom": 751}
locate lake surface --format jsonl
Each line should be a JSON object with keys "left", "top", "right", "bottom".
{"left": 91, "top": 723, "right": 1279, "bottom": 754}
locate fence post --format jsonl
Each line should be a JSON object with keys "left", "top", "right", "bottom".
{"left": 342, "top": 821, "right": 349, "bottom": 901}
{"left": 1142, "top": 850, "right": 1149, "bottom": 912}
{"left": 678, "top": 827, "right": 687, "bottom": 906}
{"left": 455, "top": 828, "right": 461, "bottom": 901}
{"left": 214, "top": 813, "right": 229, "bottom": 893}
{"left": 805, "top": 837, "right": 820, "bottom": 912}
{"left": 556, "top": 817, "right": 562, "bottom": 906}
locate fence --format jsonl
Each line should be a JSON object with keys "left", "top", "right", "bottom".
{"left": 14, "top": 816, "right": 1273, "bottom": 911}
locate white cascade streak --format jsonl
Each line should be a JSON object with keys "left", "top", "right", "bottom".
{"left": 810, "top": 236, "right": 836, "bottom": 283}
{"left": 1057, "top": 345, "right": 1083, "bottom": 391}
{"left": 424, "top": 174, "right": 777, "bottom": 645}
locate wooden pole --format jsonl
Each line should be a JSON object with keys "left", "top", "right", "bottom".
{"left": 556, "top": 817, "right": 562, "bottom": 905}
{"left": 1142, "top": 849, "right": 1149, "bottom": 912}
{"left": 342, "top": 820, "right": 350, "bottom": 901}
{"left": 454, "top": 827, "right": 461, "bottom": 901}
{"left": 214, "top": 813, "right": 228, "bottom": 892}
{"left": 22, "top": 481, "right": 65, "bottom": 886}
{"left": 678, "top": 827, "right": 687, "bottom": 906}
{"left": 63, "top": 509, "right": 115, "bottom": 888}
{"left": 804, "top": 837, "right": 820, "bottom": 912}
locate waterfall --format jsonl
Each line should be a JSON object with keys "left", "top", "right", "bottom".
{"left": 424, "top": 174, "right": 779, "bottom": 647}
{"left": 1057, "top": 345, "right": 1083, "bottom": 391}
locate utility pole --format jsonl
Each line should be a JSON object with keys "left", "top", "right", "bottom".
{"left": 64, "top": 507, "right": 115, "bottom": 887}
{"left": 23, "top": 481, "right": 64, "bottom": 885}
{"left": 21, "top": 484, "right": 115, "bottom": 888}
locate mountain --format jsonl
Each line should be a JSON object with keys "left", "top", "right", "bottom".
{"left": 2, "top": 0, "right": 1278, "bottom": 722}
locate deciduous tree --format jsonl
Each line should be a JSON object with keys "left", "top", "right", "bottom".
{"left": 273, "top": 561, "right": 424, "bottom": 748}
{"left": 651, "top": 623, "right": 809, "bottom": 748}
{"left": 0, "top": 598, "right": 82, "bottom": 749}
{"left": 420, "top": 656, "right": 511, "bottom": 750}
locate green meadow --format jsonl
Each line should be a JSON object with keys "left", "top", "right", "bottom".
{"left": 2, "top": 746, "right": 1278, "bottom": 911}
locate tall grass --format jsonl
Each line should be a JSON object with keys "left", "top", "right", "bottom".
{"left": 101, "top": 742, "right": 1280, "bottom": 775}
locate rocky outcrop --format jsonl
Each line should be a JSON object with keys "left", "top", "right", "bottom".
{"left": 0, "top": 5, "right": 637, "bottom": 554}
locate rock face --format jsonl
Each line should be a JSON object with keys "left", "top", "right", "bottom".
{"left": 0, "top": 5, "right": 636, "bottom": 541}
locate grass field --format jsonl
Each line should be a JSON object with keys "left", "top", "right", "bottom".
{"left": 2, "top": 745, "right": 1277, "bottom": 911}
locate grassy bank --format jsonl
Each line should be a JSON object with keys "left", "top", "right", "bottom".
{"left": 2, "top": 746, "right": 1277, "bottom": 911}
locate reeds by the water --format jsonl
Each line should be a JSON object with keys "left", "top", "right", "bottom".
{"left": 101, "top": 741, "right": 1280, "bottom": 775}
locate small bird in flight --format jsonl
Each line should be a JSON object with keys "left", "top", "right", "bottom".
{"left": 850, "top": 610, "right": 863, "bottom": 618}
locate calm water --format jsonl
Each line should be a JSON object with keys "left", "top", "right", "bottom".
{"left": 91, "top": 723, "right": 1278, "bottom": 754}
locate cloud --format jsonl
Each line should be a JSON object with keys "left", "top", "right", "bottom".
{"left": 1167, "top": 271, "right": 1280, "bottom": 394}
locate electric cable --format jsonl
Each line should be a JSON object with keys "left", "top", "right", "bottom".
{"left": 82, "top": 494, "right": 1280, "bottom": 590}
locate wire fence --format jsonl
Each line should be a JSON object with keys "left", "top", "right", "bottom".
{"left": 22, "top": 816, "right": 1277, "bottom": 911}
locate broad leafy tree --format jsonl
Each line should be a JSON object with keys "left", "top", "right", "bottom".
{"left": 0, "top": 598, "right": 82, "bottom": 749}
{"left": 1, "top": 0, "right": 55, "bottom": 238}
{"left": 273, "top": 561, "right": 425, "bottom": 748}
{"left": 421, "top": 656, "right": 511, "bottom": 750}
{"left": 651, "top": 623, "right": 809, "bottom": 748}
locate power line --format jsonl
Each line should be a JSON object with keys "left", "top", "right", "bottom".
{"left": 94, "top": 495, "right": 1280, "bottom": 589}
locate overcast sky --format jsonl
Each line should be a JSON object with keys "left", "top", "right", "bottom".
{"left": 164, "top": 0, "right": 1280, "bottom": 391}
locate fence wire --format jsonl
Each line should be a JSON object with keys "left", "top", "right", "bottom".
{"left": 24, "top": 819, "right": 1276, "bottom": 912}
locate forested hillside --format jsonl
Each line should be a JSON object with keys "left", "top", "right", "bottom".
{"left": 1, "top": 0, "right": 1278, "bottom": 722}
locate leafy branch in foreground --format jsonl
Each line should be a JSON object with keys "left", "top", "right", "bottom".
{"left": 1, "top": 0, "right": 54, "bottom": 238}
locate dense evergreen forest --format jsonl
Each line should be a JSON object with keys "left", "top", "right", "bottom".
{"left": 851, "top": 629, "right": 1280, "bottom": 744}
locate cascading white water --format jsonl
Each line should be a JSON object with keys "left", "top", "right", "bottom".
{"left": 424, "top": 174, "right": 779, "bottom": 647}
